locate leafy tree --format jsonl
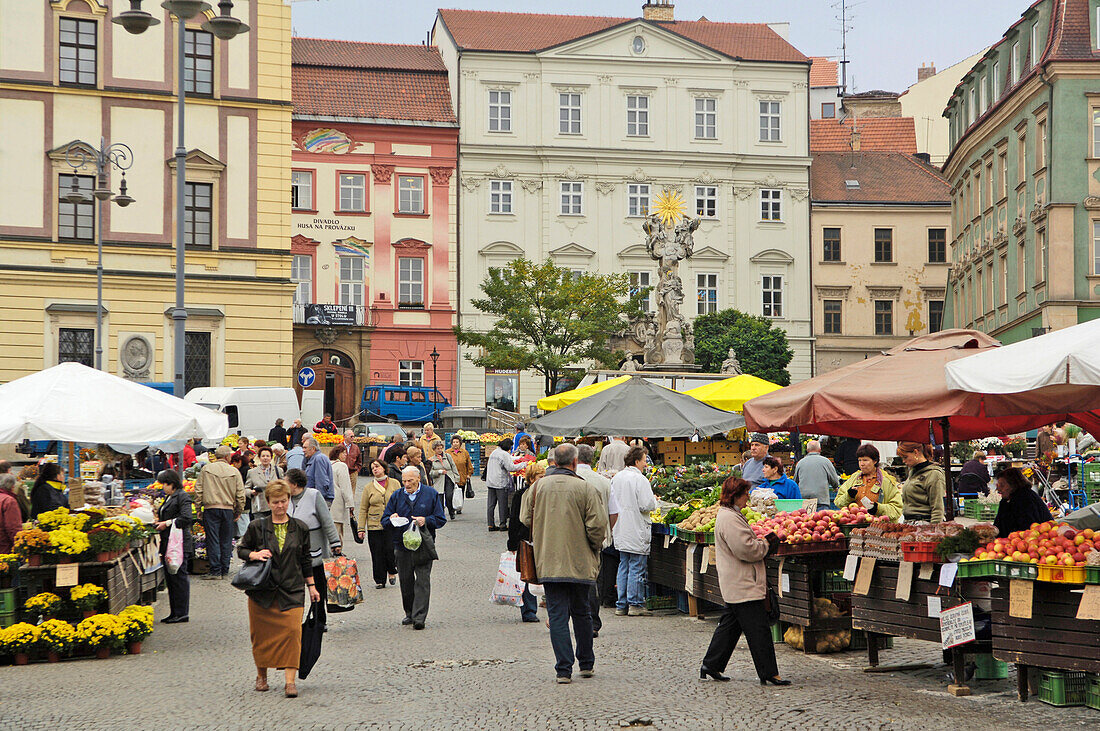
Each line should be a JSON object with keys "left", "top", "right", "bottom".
{"left": 456, "top": 258, "right": 644, "bottom": 397}
{"left": 694, "top": 309, "right": 793, "bottom": 386}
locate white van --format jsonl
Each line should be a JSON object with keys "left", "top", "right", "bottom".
{"left": 185, "top": 387, "right": 301, "bottom": 440}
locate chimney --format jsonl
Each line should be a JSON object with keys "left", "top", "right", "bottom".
{"left": 642, "top": 1, "right": 674, "bottom": 22}
{"left": 914, "top": 152, "right": 932, "bottom": 165}
{"left": 917, "top": 62, "right": 936, "bottom": 82}
{"left": 850, "top": 129, "right": 861, "bottom": 152}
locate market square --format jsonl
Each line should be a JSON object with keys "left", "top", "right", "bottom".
{"left": 3, "top": 1, "right": 1100, "bottom": 728}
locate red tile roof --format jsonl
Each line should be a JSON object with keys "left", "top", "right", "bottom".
{"left": 291, "top": 39, "right": 455, "bottom": 125}
{"left": 810, "top": 117, "right": 917, "bottom": 154}
{"left": 436, "top": 9, "right": 807, "bottom": 64}
{"left": 809, "top": 57, "right": 838, "bottom": 87}
{"left": 811, "top": 152, "right": 950, "bottom": 204}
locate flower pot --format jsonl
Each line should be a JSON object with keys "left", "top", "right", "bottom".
{"left": 27, "top": 555, "right": 41, "bottom": 567}
{"left": 58, "top": 556, "right": 72, "bottom": 565}
{"left": 127, "top": 641, "right": 142, "bottom": 655}
{"left": 14, "top": 652, "right": 29, "bottom": 665}
{"left": 96, "top": 552, "right": 111, "bottom": 563}
{"left": 95, "top": 647, "right": 111, "bottom": 659}
{"left": 46, "top": 651, "right": 60, "bottom": 663}
{"left": 82, "top": 610, "right": 97, "bottom": 619}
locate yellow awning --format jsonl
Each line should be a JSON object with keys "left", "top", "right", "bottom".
{"left": 537, "top": 375, "right": 631, "bottom": 412}
{"left": 683, "top": 374, "right": 783, "bottom": 413}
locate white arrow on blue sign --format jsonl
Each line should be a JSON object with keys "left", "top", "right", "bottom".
{"left": 297, "top": 367, "right": 316, "bottom": 388}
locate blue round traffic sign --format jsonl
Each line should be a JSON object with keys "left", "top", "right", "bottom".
{"left": 297, "top": 367, "right": 316, "bottom": 388}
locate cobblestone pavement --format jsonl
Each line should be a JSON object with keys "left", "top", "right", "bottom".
{"left": 2, "top": 480, "right": 1098, "bottom": 729}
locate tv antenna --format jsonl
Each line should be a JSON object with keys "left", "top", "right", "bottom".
{"left": 833, "top": 0, "right": 860, "bottom": 95}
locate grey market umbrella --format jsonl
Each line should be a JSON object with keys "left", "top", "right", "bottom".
{"left": 527, "top": 376, "right": 744, "bottom": 438}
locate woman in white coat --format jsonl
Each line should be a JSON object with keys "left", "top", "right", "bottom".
{"left": 328, "top": 444, "right": 356, "bottom": 541}
{"left": 428, "top": 439, "right": 461, "bottom": 520}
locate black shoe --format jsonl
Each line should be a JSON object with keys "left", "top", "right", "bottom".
{"left": 413, "top": 622, "right": 425, "bottom": 630}
{"left": 376, "top": 583, "right": 385, "bottom": 589}
{"left": 488, "top": 526, "right": 499, "bottom": 532}
{"left": 522, "top": 616, "right": 540, "bottom": 623}
{"left": 389, "top": 576, "right": 396, "bottom": 585}
{"left": 700, "top": 666, "right": 730, "bottom": 681}
{"left": 162, "top": 616, "right": 189, "bottom": 624}
{"left": 456, "top": 509, "right": 462, "bottom": 515}
{"left": 449, "top": 512, "right": 455, "bottom": 520}
{"left": 760, "top": 676, "right": 792, "bottom": 686}
{"left": 592, "top": 630, "right": 599, "bottom": 638}
{"left": 401, "top": 617, "right": 414, "bottom": 626}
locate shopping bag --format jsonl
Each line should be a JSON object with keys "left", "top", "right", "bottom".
{"left": 403, "top": 522, "right": 422, "bottom": 550}
{"left": 323, "top": 555, "right": 364, "bottom": 610}
{"left": 490, "top": 551, "right": 524, "bottom": 607}
{"left": 298, "top": 602, "right": 324, "bottom": 679}
{"left": 452, "top": 483, "right": 464, "bottom": 511}
{"left": 349, "top": 513, "right": 364, "bottom": 544}
{"left": 165, "top": 523, "right": 184, "bottom": 575}
{"left": 527, "top": 582, "right": 545, "bottom": 597}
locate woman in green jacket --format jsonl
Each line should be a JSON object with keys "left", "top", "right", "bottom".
{"left": 833, "top": 443, "right": 903, "bottom": 520}
{"left": 896, "top": 441, "right": 946, "bottom": 523}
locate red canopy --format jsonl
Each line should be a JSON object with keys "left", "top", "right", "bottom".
{"left": 743, "top": 330, "right": 1100, "bottom": 441}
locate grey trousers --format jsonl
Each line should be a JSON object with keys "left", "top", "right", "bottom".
{"left": 395, "top": 545, "right": 432, "bottom": 624}
{"left": 487, "top": 487, "right": 509, "bottom": 527}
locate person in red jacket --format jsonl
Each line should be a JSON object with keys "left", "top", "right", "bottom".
{"left": 182, "top": 440, "right": 197, "bottom": 470}
{"left": 314, "top": 414, "right": 338, "bottom": 434}
{"left": 0, "top": 474, "right": 25, "bottom": 553}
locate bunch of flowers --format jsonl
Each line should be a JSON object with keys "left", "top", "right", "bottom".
{"left": 36, "top": 507, "right": 90, "bottom": 532}
{"left": 36, "top": 619, "right": 76, "bottom": 656}
{"left": 75, "top": 613, "right": 126, "bottom": 651}
{"left": 0, "top": 553, "right": 20, "bottom": 573}
{"left": 118, "top": 605, "right": 154, "bottom": 643}
{"left": 70, "top": 583, "right": 107, "bottom": 611}
{"left": 47, "top": 526, "right": 90, "bottom": 557}
{"left": 24, "top": 592, "right": 61, "bottom": 616}
{"left": 87, "top": 523, "right": 128, "bottom": 554}
{"left": 75, "top": 508, "right": 106, "bottom": 531}
{"left": 1004, "top": 437, "right": 1028, "bottom": 456}
{"left": 977, "top": 436, "right": 1005, "bottom": 452}
{"left": 0, "top": 623, "right": 41, "bottom": 655}
{"left": 99, "top": 517, "right": 142, "bottom": 541}
{"left": 13, "top": 528, "right": 51, "bottom": 558}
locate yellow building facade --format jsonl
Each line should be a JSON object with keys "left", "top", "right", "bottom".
{"left": 0, "top": 0, "right": 292, "bottom": 387}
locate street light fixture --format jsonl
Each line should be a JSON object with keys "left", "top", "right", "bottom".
{"left": 64, "top": 139, "right": 136, "bottom": 371}
{"left": 113, "top": 0, "right": 248, "bottom": 400}
{"left": 429, "top": 347, "right": 440, "bottom": 423}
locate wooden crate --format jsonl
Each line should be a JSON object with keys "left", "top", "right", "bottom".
{"left": 685, "top": 441, "right": 713, "bottom": 455}
{"left": 648, "top": 538, "right": 692, "bottom": 591}
{"left": 990, "top": 582, "right": 1100, "bottom": 675}
{"left": 715, "top": 452, "right": 742, "bottom": 466}
{"left": 19, "top": 551, "right": 143, "bottom": 615}
{"left": 662, "top": 453, "right": 685, "bottom": 466}
{"left": 850, "top": 561, "right": 970, "bottom": 643}
{"left": 656, "top": 440, "right": 685, "bottom": 454}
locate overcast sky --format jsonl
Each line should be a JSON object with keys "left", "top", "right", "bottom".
{"left": 290, "top": 0, "right": 1028, "bottom": 92}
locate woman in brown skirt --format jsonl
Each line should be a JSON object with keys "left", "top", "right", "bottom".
{"left": 237, "top": 479, "right": 320, "bottom": 697}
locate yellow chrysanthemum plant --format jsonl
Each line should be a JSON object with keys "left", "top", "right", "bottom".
{"left": 75, "top": 613, "right": 126, "bottom": 652}
{"left": 24, "top": 592, "right": 62, "bottom": 616}
{"left": 70, "top": 583, "right": 107, "bottom": 612}
{"left": 48, "top": 526, "right": 90, "bottom": 558}
{"left": 37, "top": 619, "right": 77, "bottom": 656}
{"left": 119, "top": 605, "right": 154, "bottom": 644}
{"left": 0, "top": 623, "right": 41, "bottom": 655}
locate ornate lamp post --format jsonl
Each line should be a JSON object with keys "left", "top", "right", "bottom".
{"left": 113, "top": 1, "right": 249, "bottom": 398}
{"left": 429, "top": 347, "right": 440, "bottom": 423}
{"left": 64, "top": 139, "right": 135, "bottom": 370}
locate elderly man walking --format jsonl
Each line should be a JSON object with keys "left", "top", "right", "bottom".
{"left": 522, "top": 443, "right": 609, "bottom": 683}
{"left": 576, "top": 444, "right": 618, "bottom": 638}
{"left": 342, "top": 429, "right": 362, "bottom": 475}
{"left": 303, "top": 437, "right": 335, "bottom": 505}
{"left": 382, "top": 466, "right": 446, "bottom": 630}
{"left": 194, "top": 445, "right": 247, "bottom": 579}
{"left": 792, "top": 440, "right": 840, "bottom": 506}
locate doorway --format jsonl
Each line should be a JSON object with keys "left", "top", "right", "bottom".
{"left": 297, "top": 349, "right": 356, "bottom": 426}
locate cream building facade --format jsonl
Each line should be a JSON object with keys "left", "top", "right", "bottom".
{"left": 433, "top": 5, "right": 813, "bottom": 412}
{"left": 0, "top": 0, "right": 292, "bottom": 388}
{"left": 899, "top": 50, "right": 987, "bottom": 166}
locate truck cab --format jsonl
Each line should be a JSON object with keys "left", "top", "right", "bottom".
{"left": 360, "top": 384, "right": 449, "bottom": 424}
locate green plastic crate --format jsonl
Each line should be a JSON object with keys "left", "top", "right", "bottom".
{"left": 0, "top": 588, "right": 15, "bottom": 614}
{"left": 1081, "top": 463, "right": 1100, "bottom": 487}
{"left": 1087, "top": 676, "right": 1100, "bottom": 711}
{"left": 1085, "top": 566, "right": 1100, "bottom": 585}
{"left": 818, "top": 570, "right": 854, "bottom": 594}
{"left": 685, "top": 454, "right": 715, "bottom": 466}
{"left": 0, "top": 612, "right": 16, "bottom": 629}
{"left": 974, "top": 654, "right": 1008, "bottom": 680}
{"left": 994, "top": 560, "right": 1039, "bottom": 580}
{"left": 957, "top": 559, "right": 997, "bottom": 578}
{"left": 645, "top": 595, "right": 677, "bottom": 611}
{"left": 770, "top": 622, "right": 784, "bottom": 643}
{"left": 962, "top": 501, "right": 999, "bottom": 520}
{"left": 849, "top": 630, "right": 894, "bottom": 651}
{"left": 1038, "top": 670, "right": 1088, "bottom": 707}
{"left": 774, "top": 499, "right": 805, "bottom": 514}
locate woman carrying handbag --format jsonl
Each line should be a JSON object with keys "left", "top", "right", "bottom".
{"left": 429, "top": 439, "right": 461, "bottom": 520}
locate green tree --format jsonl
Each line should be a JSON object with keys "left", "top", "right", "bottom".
{"left": 694, "top": 309, "right": 793, "bottom": 386}
{"left": 455, "top": 258, "right": 644, "bottom": 397}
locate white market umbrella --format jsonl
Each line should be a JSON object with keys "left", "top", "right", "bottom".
{"left": 0, "top": 362, "right": 228, "bottom": 453}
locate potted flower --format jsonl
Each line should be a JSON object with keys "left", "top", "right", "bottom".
{"left": 119, "top": 605, "right": 153, "bottom": 654}
{"left": 0, "top": 553, "right": 19, "bottom": 589}
{"left": 13, "top": 528, "right": 51, "bottom": 566}
{"left": 1004, "top": 437, "right": 1027, "bottom": 457}
{"left": 1, "top": 622, "right": 41, "bottom": 665}
{"left": 75, "top": 613, "right": 125, "bottom": 659}
{"left": 36, "top": 506, "right": 74, "bottom": 531}
{"left": 70, "top": 584, "right": 107, "bottom": 618}
{"left": 47, "top": 526, "right": 90, "bottom": 563}
{"left": 25, "top": 591, "right": 62, "bottom": 620}
{"left": 36, "top": 618, "right": 76, "bottom": 662}
{"left": 88, "top": 524, "right": 128, "bottom": 562}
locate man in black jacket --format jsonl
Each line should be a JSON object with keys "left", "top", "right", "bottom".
{"left": 268, "top": 419, "right": 288, "bottom": 449}
{"left": 286, "top": 419, "right": 308, "bottom": 450}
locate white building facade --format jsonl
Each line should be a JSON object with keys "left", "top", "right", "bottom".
{"left": 433, "top": 6, "right": 813, "bottom": 412}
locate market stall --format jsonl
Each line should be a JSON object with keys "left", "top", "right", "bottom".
{"left": 682, "top": 374, "right": 783, "bottom": 413}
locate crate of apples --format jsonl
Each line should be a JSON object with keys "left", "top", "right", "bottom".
{"left": 969, "top": 521, "right": 1097, "bottom": 566}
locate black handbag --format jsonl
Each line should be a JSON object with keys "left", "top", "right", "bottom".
{"left": 765, "top": 581, "right": 780, "bottom": 623}
{"left": 298, "top": 602, "right": 324, "bottom": 679}
{"left": 349, "top": 513, "right": 364, "bottom": 544}
{"left": 230, "top": 558, "right": 273, "bottom": 591}
{"left": 465, "top": 483, "right": 475, "bottom": 499}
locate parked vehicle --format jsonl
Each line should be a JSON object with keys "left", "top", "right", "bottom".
{"left": 185, "top": 386, "right": 301, "bottom": 439}
{"left": 360, "top": 384, "right": 449, "bottom": 424}
{"left": 352, "top": 422, "right": 408, "bottom": 441}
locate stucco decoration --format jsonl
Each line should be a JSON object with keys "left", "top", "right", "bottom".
{"left": 1013, "top": 216, "right": 1027, "bottom": 236}
{"left": 520, "top": 179, "right": 543, "bottom": 193}
{"left": 788, "top": 187, "right": 810, "bottom": 201}
{"left": 460, "top": 176, "right": 482, "bottom": 192}
{"left": 120, "top": 335, "right": 152, "bottom": 380}
{"left": 561, "top": 165, "right": 583, "bottom": 180}
{"left": 488, "top": 163, "right": 511, "bottom": 179}
{"left": 371, "top": 164, "right": 394, "bottom": 184}
{"left": 301, "top": 128, "right": 355, "bottom": 154}
{"left": 429, "top": 167, "right": 453, "bottom": 185}
{"left": 627, "top": 168, "right": 649, "bottom": 182}
{"left": 314, "top": 327, "right": 339, "bottom": 345}
{"left": 733, "top": 186, "right": 756, "bottom": 200}
{"left": 595, "top": 180, "right": 617, "bottom": 195}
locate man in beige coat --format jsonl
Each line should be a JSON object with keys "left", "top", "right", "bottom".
{"left": 522, "top": 443, "right": 608, "bottom": 684}
{"left": 194, "top": 445, "right": 247, "bottom": 579}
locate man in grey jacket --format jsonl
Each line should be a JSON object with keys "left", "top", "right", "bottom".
{"left": 576, "top": 444, "right": 618, "bottom": 638}
{"left": 792, "top": 440, "right": 840, "bottom": 506}
{"left": 486, "top": 437, "right": 522, "bottom": 531}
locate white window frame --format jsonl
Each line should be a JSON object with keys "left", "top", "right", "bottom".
{"left": 1011, "top": 41, "right": 1021, "bottom": 84}
{"left": 559, "top": 92, "right": 582, "bottom": 135}
{"left": 695, "top": 185, "right": 717, "bottom": 218}
{"left": 489, "top": 179, "right": 513, "bottom": 214}
{"left": 488, "top": 89, "right": 512, "bottom": 133}
{"left": 980, "top": 76, "right": 988, "bottom": 114}
{"left": 338, "top": 173, "right": 366, "bottom": 212}
{"left": 759, "top": 100, "right": 781, "bottom": 141}
{"left": 398, "top": 360, "right": 424, "bottom": 387}
{"left": 694, "top": 97, "right": 717, "bottom": 139}
{"left": 696, "top": 272, "right": 718, "bottom": 315}
{"left": 1092, "top": 110, "right": 1100, "bottom": 158}
{"left": 992, "top": 61, "right": 1000, "bottom": 101}
{"left": 560, "top": 181, "right": 583, "bottom": 216}
{"left": 627, "top": 183, "right": 650, "bottom": 217}
{"left": 628, "top": 270, "right": 652, "bottom": 312}
{"left": 969, "top": 89, "right": 976, "bottom": 125}
{"left": 626, "top": 94, "right": 649, "bottom": 137}
{"left": 398, "top": 256, "right": 424, "bottom": 308}
{"left": 397, "top": 175, "right": 424, "bottom": 214}
{"left": 761, "top": 275, "right": 783, "bottom": 318}
{"left": 1093, "top": 221, "right": 1100, "bottom": 275}
{"left": 760, "top": 188, "right": 782, "bottom": 221}
{"left": 291, "top": 170, "right": 312, "bottom": 211}
{"left": 338, "top": 256, "right": 364, "bottom": 307}
{"left": 291, "top": 254, "right": 312, "bottom": 305}
{"left": 1032, "top": 23, "right": 1040, "bottom": 66}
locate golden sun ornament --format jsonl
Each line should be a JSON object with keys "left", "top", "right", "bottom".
{"left": 652, "top": 188, "right": 686, "bottom": 226}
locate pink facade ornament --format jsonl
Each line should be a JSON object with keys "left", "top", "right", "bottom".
{"left": 371, "top": 164, "right": 394, "bottom": 183}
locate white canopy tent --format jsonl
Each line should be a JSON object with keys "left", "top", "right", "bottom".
{"left": 0, "top": 362, "right": 228, "bottom": 454}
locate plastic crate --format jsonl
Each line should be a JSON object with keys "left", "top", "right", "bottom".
{"left": 1036, "top": 563, "right": 1087, "bottom": 584}
{"left": 1038, "top": 670, "right": 1088, "bottom": 707}
{"left": 645, "top": 595, "right": 677, "bottom": 611}
{"left": 974, "top": 654, "right": 1008, "bottom": 680}
{"left": 1085, "top": 566, "right": 1100, "bottom": 585}
{"left": 900, "top": 541, "right": 939, "bottom": 563}
{"left": 849, "top": 630, "right": 894, "bottom": 651}
{"left": 994, "top": 560, "right": 1039, "bottom": 580}
{"left": 652, "top": 523, "right": 671, "bottom": 536}
{"left": 819, "top": 570, "right": 853, "bottom": 594}
{"left": 0, "top": 611, "right": 16, "bottom": 628}
{"left": 1087, "top": 676, "right": 1100, "bottom": 711}
{"left": 962, "top": 501, "right": 999, "bottom": 520}
{"left": 774, "top": 499, "right": 805, "bottom": 514}
{"left": 1081, "top": 462, "right": 1100, "bottom": 487}
{"left": 956, "top": 559, "right": 997, "bottom": 578}
{"left": 0, "top": 588, "right": 15, "bottom": 614}
{"left": 672, "top": 526, "right": 715, "bottom": 545}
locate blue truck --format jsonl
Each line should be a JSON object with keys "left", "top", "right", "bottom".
{"left": 360, "top": 384, "right": 450, "bottom": 424}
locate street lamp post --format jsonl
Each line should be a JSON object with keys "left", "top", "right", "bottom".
{"left": 114, "top": 1, "right": 249, "bottom": 398}
{"left": 429, "top": 347, "right": 440, "bottom": 423}
{"left": 64, "top": 139, "right": 136, "bottom": 371}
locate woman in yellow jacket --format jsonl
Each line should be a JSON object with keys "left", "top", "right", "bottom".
{"left": 357, "top": 459, "right": 401, "bottom": 589}
{"left": 833, "top": 443, "right": 903, "bottom": 520}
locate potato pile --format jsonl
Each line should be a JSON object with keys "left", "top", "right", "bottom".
{"left": 782, "top": 598, "right": 851, "bottom": 653}
{"left": 677, "top": 504, "right": 720, "bottom": 532}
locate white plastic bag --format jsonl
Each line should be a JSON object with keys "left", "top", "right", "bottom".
{"left": 490, "top": 551, "right": 524, "bottom": 606}
{"left": 527, "top": 582, "right": 545, "bottom": 597}
{"left": 165, "top": 523, "right": 184, "bottom": 575}
{"left": 452, "top": 482, "right": 464, "bottom": 511}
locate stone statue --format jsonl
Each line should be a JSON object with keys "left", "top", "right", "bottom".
{"left": 720, "top": 347, "right": 743, "bottom": 375}
{"left": 619, "top": 357, "right": 638, "bottom": 372}
{"left": 662, "top": 319, "right": 684, "bottom": 364}
{"left": 683, "top": 322, "right": 695, "bottom": 364}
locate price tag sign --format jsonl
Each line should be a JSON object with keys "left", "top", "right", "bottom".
{"left": 663, "top": 535, "right": 670, "bottom": 548}
{"left": 854, "top": 557, "right": 876, "bottom": 596}
{"left": 777, "top": 558, "right": 787, "bottom": 597}
{"left": 927, "top": 595, "right": 942, "bottom": 618}
{"left": 939, "top": 562, "right": 958, "bottom": 588}
{"left": 55, "top": 563, "right": 79, "bottom": 587}
{"left": 781, "top": 573, "right": 791, "bottom": 594}
{"left": 706, "top": 546, "right": 716, "bottom": 568}
{"left": 843, "top": 553, "right": 859, "bottom": 581}
{"left": 1077, "top": 585, "right": 1100, "bottom": 620}
{"left": 896, "top": 560, "right": 914, "bottom": 601}
{"left": 1009, "top": 579, "right": 1034, "bottom": 619}
{"left": 940, "top": 602, "right": 976, "bottom": 649}
{"left": 918, "top": 563, "right": 934, "bottom": 580}
{"left": 684, "top": 544, "right": 698, "bottom": 594}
